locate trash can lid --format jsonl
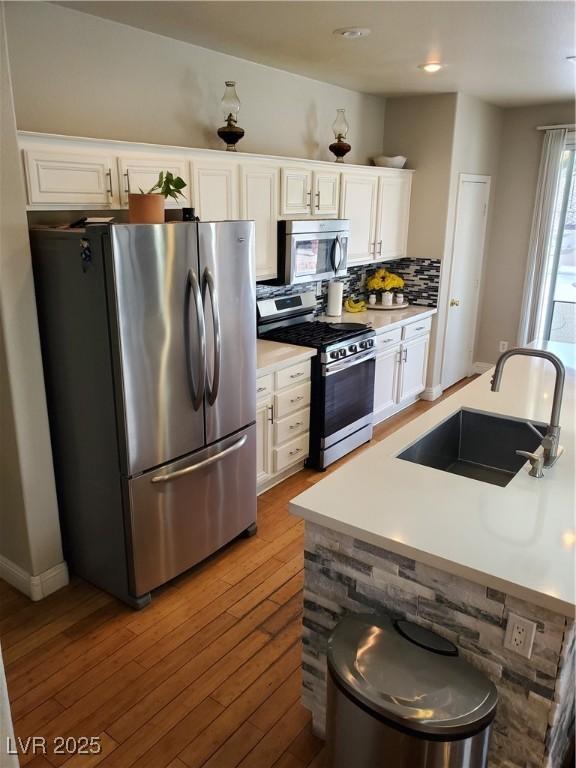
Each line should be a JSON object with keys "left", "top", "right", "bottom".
{"left": 328, "top": 614, "right": 498, "bottom": 739}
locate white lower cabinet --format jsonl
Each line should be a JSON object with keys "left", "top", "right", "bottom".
{"left": 398, "top": 334, "right": 430, "bottom": 404}
{"left": 256, "top": 395, "right": 274, "bottom": 488}
{"left": 256, "top": 358, "right": 311, "bottom": 494}
{"left": 373, "top": 318, "right": 431, "bottom": 424}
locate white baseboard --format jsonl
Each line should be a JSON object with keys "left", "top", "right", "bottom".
{"left": 0, "top": 556, "right": 69, "bottom": 601}
{"left": 420, "top": 385, "right": 443, "bottom": 401}
{"left": 472, "top": 362, "right": 493, "bottom": 375}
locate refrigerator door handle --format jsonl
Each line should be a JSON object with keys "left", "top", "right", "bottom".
{"left": 186, "top": 269, "right": 207, "bottom": 411}
{"left": 203, "top": 267, "right": 222, "bottom": 406}
{"left": 150, "top": 434, "right": 248, "bottom": 484}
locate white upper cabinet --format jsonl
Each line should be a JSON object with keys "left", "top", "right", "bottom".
{"left": 240, "top": 164, "right": 279, "bottom": 281}
{"left": 313, "top": 170, "right": 340, "bottom": 216}
{"left": 280, "top": 167, "right": 312, "bottom": 216}
{"left": 375, "top": 172, "right": 412, "bottom": 261}
{"left": 340, "top": 173, "right": 379, "bottom": 265}
{"left": 192, "top": 161, "right": 238, "bottom": 221}
{"left": 117, "top": 155, "right": 190, "bottom": 208}
{"left": 23, "top": 149, "right": 119, "bottom": 207}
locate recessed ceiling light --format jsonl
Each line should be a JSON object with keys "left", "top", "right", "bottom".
{"left": 417, "top": 62, "right": 444, "bottom": 73}
{"left": 333, "top": 27, "right": 371, "bottom": 40}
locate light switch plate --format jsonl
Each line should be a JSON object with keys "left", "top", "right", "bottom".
{"left": 504, "top": 612, "right": 537, "bottom": 659}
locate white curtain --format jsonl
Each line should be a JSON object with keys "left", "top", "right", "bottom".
{"left": 518, "top": 127, "right": 567, "bottom": 344}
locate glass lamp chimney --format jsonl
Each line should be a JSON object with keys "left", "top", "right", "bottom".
{"left": 221, "top": 81, "right": 241, "bottom": 125}
{"left": 332, "top": 108, "right": 349, "bottom": 140}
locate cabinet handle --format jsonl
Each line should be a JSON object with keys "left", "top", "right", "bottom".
{"left": 414, "top": 326, "right": 425, "bottom": 331}
{"left": 403, "top": 348, "right": 408, "bottom": 363}
{"left": 105, "top": 169, "right": 113, "bottom": 197}
{"left": 268, "top": 404, "right": 274, "bottom": 423}
{"left": 377, "top": 240, "right": 383, "bottom": 256}
{"left": 315, "top": 190, "right": 320, "bottom": 210}
{"left": 289, "top": 422, "right": 303, "bottom": 429}
{"left": 289, "top": 447, "right": 303, "bottom": 456}
{"left": 382, "top": 338, "right": 393, "bottom": 343}
{"left": 289, "top": 372, "right": 304, "bottom": 379}
{"left": 123, "top": 171, "right": 131, "bottom": 194}
{"left": 290, "top": 395, "right": 304, "bottom": 404}
{"left": 257, "top": 386, "right": 266, "bottom": 393}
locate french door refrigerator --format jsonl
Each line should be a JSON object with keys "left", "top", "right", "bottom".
{"left": 31, "top": 222, "right": 256, "bottom": 608}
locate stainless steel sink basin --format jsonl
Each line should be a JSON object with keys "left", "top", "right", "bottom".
{"left": 397, "top": 409, "right": 547, "bottom": 487}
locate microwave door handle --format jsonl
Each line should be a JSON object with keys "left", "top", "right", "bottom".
{"left": 186, "top": 269, "right": 206, "bottom": 410}
{"left": 330, "top": 236, "right": 338, "bottom": 274}
{"left": 334, "top": 234, "right": 343, "bottom": 272}
{"left": 202, "top": 267, "right": 221, "bottom": 406}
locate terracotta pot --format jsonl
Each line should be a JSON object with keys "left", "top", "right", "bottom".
{"left": 128, "top": 193, "right": 165, "bottom": 224}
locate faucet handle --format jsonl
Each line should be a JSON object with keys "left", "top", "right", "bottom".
{"left": 516, "top": 450, "right": 544, "bottom": 478}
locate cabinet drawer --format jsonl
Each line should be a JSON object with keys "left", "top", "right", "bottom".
{"left": 273, "top": 433, "right": 309, "bottom": 472}
{"left": 403, "top": 316, "right": 432, "bottom": 340}
{"left": 256, "top": 374, "right": 273, "bottom": 400}
{"left": 274, "top": 382, "right": 311, "bottom": 419}
{"left": 274, "top": 408, "right": 310, "bottom": 445}
{"left": 275, "top": 360, "right": 311, "bottom": 390}
{"left": 375, "top": 327, "right": 402, "bottom": 351}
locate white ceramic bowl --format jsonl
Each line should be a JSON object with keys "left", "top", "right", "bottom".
{"left": 373, "top": 155, "right": 407, "bottom": 169}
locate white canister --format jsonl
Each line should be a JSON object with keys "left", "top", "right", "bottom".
{"left": 368, "top": 294, "right": 377, "bottom": 306}
{"left": 395, "top": 292, "right": 404, "bottom": 305}
{"left": 382, "top": 291, "right": 393, "bottom": 307}
{"left": 327, "top": 281, "right": 344, "bottom": 317}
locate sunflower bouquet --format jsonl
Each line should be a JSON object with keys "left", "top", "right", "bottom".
{"left": 366, "top": 268, "right": 405, "bottom": 293}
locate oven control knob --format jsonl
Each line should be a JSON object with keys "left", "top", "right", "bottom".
{"left": 349, "top": 344, "right": 358, "bottom": 353}
{"left": 339, "top": 349, "right": 346, "bottom": 358}
{"left": 330, "top": 351, "right": 339, "bottom": 360}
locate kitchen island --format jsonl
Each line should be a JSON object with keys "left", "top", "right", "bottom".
{"left": 290, "top": 341, "right": 575, "bottom": 768}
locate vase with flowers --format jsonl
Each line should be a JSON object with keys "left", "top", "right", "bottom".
{"left": 365, "top": 268, "right": 405, "bottom": 306}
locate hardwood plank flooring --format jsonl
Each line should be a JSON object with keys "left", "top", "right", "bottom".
{"left": 1, "top": 379, "right": 474, "bottom": 768}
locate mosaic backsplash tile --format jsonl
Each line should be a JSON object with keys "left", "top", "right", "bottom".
{"left": 256, "top": 257, "right": 441, "bottom": 312}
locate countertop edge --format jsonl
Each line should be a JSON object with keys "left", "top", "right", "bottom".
{"left": 289, "top": 502, "right": 575, "bottom": 618}
{"left": 256, "top": 342, "right": 316, "bottom": 377}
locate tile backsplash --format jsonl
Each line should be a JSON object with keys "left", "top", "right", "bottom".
{"left": 256, "top": 257, "right": 441, "bottom": 313}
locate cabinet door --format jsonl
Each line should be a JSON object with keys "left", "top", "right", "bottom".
{"left": 24, "top": 149, "right": 118, "bottom": 207}
{"left": 280, "top": 167, "right": 312, "bottom": 215}
{"left": 240, "top": 164, "right": 279, "bottom": 281}
{"left": 398, "top": 334, "right": 430, "bottom": 403}
{"left": 118, "top": 155, "right": 190, "bottom": 208}
{"left": 373, "top": 345, "right": 401, "bottom": 423}
{"left": 256, "top": 395, "right": 273, "bottom": 490}
{"left": 375, "top": 173, "right": 412, "bottom": 261}
{"left": 339, "top": 173, "right": 379, "bottom": 265}
{"left": 192, "top": 161, "right": 239, "bottom": 221}
{"left": 313, "top": 170, "right": 340, "bottom": 216}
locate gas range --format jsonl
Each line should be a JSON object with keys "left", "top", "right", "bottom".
{"left": 257, "top": 291, "right": 376, "bottom": 470}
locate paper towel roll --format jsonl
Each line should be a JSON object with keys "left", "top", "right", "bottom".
{"left": 327, "top": 281, "right": 344, "bottom": 317}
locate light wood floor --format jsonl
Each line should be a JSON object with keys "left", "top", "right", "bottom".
{"left": 0, "top": 378, "right": 474, "bottom": 768}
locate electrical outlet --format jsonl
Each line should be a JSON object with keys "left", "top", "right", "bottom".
{"left": 499, "top": 340, "right": 509, "bottom": 353}
{"left": 504, "top": 613, "right": 537, "bottom": 659}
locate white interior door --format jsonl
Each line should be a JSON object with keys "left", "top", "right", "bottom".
{"left": 442, "top": 175, "right": 491, "bottom": 389}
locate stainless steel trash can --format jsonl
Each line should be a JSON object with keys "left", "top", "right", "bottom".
{"left": 326, "top": 614, "right": 498, "bottom": 768}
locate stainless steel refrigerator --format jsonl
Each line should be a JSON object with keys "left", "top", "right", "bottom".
{"left": 31, "top": 222, "right": 256, "bottom": 608}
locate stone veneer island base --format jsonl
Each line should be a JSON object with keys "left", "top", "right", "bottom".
{"left": 301, "top": 522, "right": 575, "bottom": 768}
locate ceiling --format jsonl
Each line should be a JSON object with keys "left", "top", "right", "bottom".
{"left": 58, "top": 1, "right": 576, "bottom": 107}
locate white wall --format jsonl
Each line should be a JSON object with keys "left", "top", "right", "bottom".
{"left": 475, "top": 101, "right": 576, "bottom": 363}
{"left": 4, "top": 2, "right": 386, "bottom": 165}
{"left": 0, "top": 4, "right": 66, "bottom": 588}
{"left": 382, "top": 94, "right": 457, "bottom": 261}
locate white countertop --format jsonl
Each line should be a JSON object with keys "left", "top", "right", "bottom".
{"left": 257, "top": 339, "right": 316, "bottom": 376}
{"left": 319, "top": 305, "right": 437, "bottom": 334}
{"left": 290, "top": 341, "right": 576, "bottom": 616}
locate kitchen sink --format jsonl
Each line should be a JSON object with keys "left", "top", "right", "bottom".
{"left": 397, "top": 409, "right": 547, "bottom": 487}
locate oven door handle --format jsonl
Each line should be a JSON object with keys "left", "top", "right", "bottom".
{"left": 323, "top": 349, "right": 375, "bottom": 377}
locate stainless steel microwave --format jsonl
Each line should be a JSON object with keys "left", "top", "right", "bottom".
{"left": 274, "top": 219, "right": 349, "bottom": 285}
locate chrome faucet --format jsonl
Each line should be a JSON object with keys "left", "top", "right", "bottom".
{"left": 491, "top": 348, "right": 565, "bottom": 469}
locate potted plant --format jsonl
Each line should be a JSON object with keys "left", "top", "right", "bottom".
{"left": 128, "top": 171, "right": 187, "bottom": 224}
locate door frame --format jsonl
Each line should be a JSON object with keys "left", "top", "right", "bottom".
{"left": 440, "top": 173, "right": 491, "bottom": 390}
